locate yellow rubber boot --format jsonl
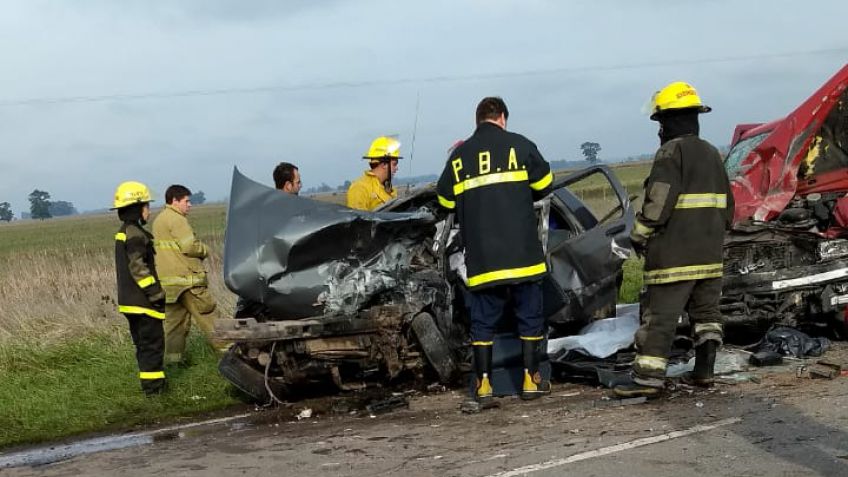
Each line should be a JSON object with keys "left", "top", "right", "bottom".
{"left": 521, "top": 337, "right": 551, "bottom": 400}
{"left": 461, "top": 344, "right": 498, "bottom": 413}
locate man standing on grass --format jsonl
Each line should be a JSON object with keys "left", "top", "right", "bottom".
{"left": 112, "top": 181, "right": 167, "bottom": 396}
{"left": 437, "top": 97, "right": 553, "bottom": 412}
{"left": 152, "top": 184, "right": 229, "bottom": 365}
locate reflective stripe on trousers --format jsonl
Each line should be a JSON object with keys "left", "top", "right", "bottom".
{"left": 643, "top": 263, "right": 722, "bottom": 285}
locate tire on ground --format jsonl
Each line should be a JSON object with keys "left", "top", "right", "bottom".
{"left": 218, "top": 346, "right": 288, "bottom": 403}
{"left": 411, "top": 312, "right": 457, "bottom": 383}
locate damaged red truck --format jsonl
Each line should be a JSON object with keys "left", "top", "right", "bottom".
{"left": 722, "top": 63, "right": 848, "bottom": 339}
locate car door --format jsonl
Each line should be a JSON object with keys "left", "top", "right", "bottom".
{"left": 541, "top": 165, "right": 635, "bottom": 332}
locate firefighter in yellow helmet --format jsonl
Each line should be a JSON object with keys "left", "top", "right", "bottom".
{"left": 112, "top": 181, "right": 167, "bottom": 396}
{"left": 152, "top": 184, "right": 229, "bottom": 364}
{"left": 346, "top": 136, "right": 401, "bottom": 210}
{"left": 614, "top": 82, "right": 733, "bottom": 398}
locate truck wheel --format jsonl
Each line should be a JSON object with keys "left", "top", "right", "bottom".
{"left": 411, "top": 312, "right": 457, "bottom": 383}
{"left": 218, "top": 346, "right": 288, "bottom": 403}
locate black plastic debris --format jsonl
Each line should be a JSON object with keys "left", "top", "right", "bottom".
{"left": 752, "top": 326, "right": 831, "bottom": 358}
{"left": 365, "top": 395, "right": 409, "bottom": 415}
{"left": 749, "top": 350, "right": 784, "bottom": 367}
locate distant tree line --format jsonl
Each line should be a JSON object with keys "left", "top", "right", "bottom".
{"left": 0, "top": 189, "right": 79, "bottom": 222}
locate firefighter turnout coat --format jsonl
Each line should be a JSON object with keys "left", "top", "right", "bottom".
{"left": 152, "top": 205, "right": 209, "bottom": 303}
{"left": 115, "top": 221, "right": 165, "bottom": 318}
{"left": 437, "top": 122, "right": 553, "bottom": 289}
{"left": 632, "top": 134, "right": 734, "bottom": 285}
{"left": 346, "top": 171, "right": 397, "bottom": 211}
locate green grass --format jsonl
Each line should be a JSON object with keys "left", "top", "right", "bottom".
{"left": 0, "top": 333, "right": 240, "bottom": 449}
{"left": 618, "top": 257, "right": 644, "bottom": 304}
{"left": 0, "top": 204, "right": 227, "bottom": 258}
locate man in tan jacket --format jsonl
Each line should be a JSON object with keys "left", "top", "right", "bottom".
{"left": 152, "top": 184, "right": 228, "bottom": 364}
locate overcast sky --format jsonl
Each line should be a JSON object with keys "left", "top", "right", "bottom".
{"left": 0, "top": 0, "right": 846, "bottom": 214}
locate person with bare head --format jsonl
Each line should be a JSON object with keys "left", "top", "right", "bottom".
{"left": 273, "top": 162, "right": 302, "bottom": 195}
{"left": 152, "top": 184, "right": 229, "bottom": 365}
{"left": 437, "top": 96, "right": 554, "bottom": 412}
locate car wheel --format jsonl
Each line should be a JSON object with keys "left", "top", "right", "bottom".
{"left": 218, "top": 346, "right": 288, "bottom": 403}
{"left": 411, "top": 312, "right": 457, "bottom": 383}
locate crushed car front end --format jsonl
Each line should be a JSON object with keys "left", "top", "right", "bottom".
{"left": 216, "top": 166, "right": 633, "bottom": 402}
{"left": 722, "top": 64, "right": 848, "bottom": 339}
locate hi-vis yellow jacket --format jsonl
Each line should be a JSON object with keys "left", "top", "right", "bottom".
{"left": 151, "top": 205, "right": 209, "bottom": 303}
{"left": 346, "top": 171, "right": 397, "bottom": 211}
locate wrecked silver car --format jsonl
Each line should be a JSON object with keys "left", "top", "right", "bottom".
{"left": 722, "top": 64, "right": 848, "bottom": 339}
{"left": 217, "top": 166, "right": 633, "bottom": 402}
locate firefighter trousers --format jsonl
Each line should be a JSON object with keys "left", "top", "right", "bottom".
{"left": 125, "top": 313, "right": 166, "bottom": 395}
{"left": 164, "top": 286, "right": 229, "bottom": 363}
{"left": 466, "top": 281, "right": 544, "bottom": 343}
{"left": 633, "top": 278, "right": 724, "bottom": 382}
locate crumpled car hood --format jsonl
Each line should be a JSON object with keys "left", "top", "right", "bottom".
{"left": 732, "top": 64, "right": 848, "bottom": 222}
{"left": 223, "top": 168, "right": 437, "bottom": 319}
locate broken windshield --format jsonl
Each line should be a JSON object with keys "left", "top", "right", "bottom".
{"left": 725, "top": 132, "right": 769, "bottom": 179}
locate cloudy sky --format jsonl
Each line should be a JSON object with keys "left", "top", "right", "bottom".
{"left": 0, "top": 0, "right": 845, "bottom": 214}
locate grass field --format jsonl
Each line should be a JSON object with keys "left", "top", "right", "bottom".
{"left": 0, "top": 161, "right": 650, "bottom": 448}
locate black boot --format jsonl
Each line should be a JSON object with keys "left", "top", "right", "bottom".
{"left": 613, "top": 354, "right": 665, "bottom": 398}
{"left": 521, "top": 339, "right": 551, "bottom": 400}
{"left": 461, "top": 345, "right": 498, "bottom": 413}
{"left": 142, "top": 378, "right": 168, "bottom": 397}
{"left": 612, "top": 378, "right": 663, "bottom": 398}
{"left": 691, "top": 340, "right": 718, "bottom": 387}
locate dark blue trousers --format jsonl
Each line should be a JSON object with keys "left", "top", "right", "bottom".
{"left": 466, "top": 281, "right": 544, "bottom": 342}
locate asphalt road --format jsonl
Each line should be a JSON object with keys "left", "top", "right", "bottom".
{"left": 5, "top": 364, "right": 848, "bottom": 476}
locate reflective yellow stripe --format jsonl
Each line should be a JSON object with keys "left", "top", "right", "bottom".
{"left": 694, "top": 323, "right": 723, "bottom": 334}
{"left": 520, "top": 336, "right": 544, "bottom": 341}
{"left": 635, "top": 355, "right": 668, "bottom": 371}
{"left": 643, "top": 263, "right": 723, "bottom": 285}
{"left": 160, "top": 275, "right": 208, "bottom": 287}
{"left": 118, "top": 305, "right": 165, "bottom": 320}
{"left": 137, "top": 276, "right": 156, "bottom": 289}
{"left": 437, "top": 194, "right": 455, "bottom": 209}
{"left": 633, "top": 220, "right": 654, "bottom": 238}
{"left": 471, "top": 341, "right": 494, "bottom": 346}
{"left": 115, "top": 232, "right": 127, "bottom": 242}
{"left": 674, "top": 193, "right": 727, "bottom": 209}
{"left": 153, "top": 239, "right": 180, "bottom": 250}
{"left": 178, "top": 235, "right": 198, "bottom": 250}
{"left": 529, "top": 171, "right": 553, "bottom": 191}
{"left": 454, "top": 170, "right": 528, "bottom": 195}
{"left": 139, "top": 371, "right": 165, "bottom": 380}
{"left": 468, "top": 262, "right": 547, "bottom": 288}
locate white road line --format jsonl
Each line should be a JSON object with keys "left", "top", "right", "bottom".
{"left": 486, "top": 417, "right": 741, "bottom": 477}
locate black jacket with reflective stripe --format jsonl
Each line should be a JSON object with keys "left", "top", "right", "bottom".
{"left": 115, "top": 221, "right": 165, "bottom": 317}
{"left": 437, "top": 122, "right": 552, "bottom": 289}
{"left": 636, "top": 135, "right": 733, "bottom": 283}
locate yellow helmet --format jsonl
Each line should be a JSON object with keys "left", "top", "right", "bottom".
{"left": 646, "top": 81, "right": 711, "bottom": 120}
{"left": 112, "top": 181, "right": 153, "bottom": 209}
{"left": 363, "top": 136, "right": 402, "bottom": 163}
